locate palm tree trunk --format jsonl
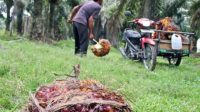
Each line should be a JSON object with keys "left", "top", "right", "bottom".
{"left": 30, "top": 0, "right": 44, "bottom": 40}
{"left": 5, "top": 0, "right": 13, "bottom": 31}
{"left": 17, "top": 7, "right": 24, "bottom": 34}
{"left": 49, "top": 1, "right": 56, "bottom": 39}
{"left": 139, "top": 0, "right": 160, "bottom": 20}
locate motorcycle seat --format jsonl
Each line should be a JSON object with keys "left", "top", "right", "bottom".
{"left": 123, "top": 29, "right": 141, "bottom": 38}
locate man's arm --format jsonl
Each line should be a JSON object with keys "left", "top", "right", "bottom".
{"left": 68, "top": 5, "right": 82, "bottom": 23}
{"left": 88, "top": 8, "right": 101, "bottom": 39}
{"left": 88, "top": 16, "right": 95, "bottom": 39}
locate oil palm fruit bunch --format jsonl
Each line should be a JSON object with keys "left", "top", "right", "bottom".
{"left": 91, "top": 39, "right": 111, "bottom": 57}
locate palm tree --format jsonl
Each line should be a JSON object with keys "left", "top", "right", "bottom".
{"left": 190, "top": 0, "right": 200, "bottom": 33}
{"left": 4, "top": 0, "right": 13, "bottom": 31}
{"left": 30, "top": 0, "right": 44, "bottom": 40}
{"left": 162, "top": 0, "right": 187, "bottom": 18}
{"left": 105, "top": 0, "right": 128, "bottom": 47}
{"left": 15, "top": 0, "right": 25, "bottom": 35}
{"left": 49, "top": 0, "right": 59, "bottom": 39}
{"left": 139, "top": 0, "right": 161, "bottom": 20}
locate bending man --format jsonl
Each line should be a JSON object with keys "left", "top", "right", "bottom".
{"left": 68, "top": 0, "right": 103, "bottom": 56}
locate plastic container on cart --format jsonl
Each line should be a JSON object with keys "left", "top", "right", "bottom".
{"left": 197, "top": 38, "right": 200, "bottom": 53}
{"left": 171, "top": 34, "right": 182, "bottom": 50}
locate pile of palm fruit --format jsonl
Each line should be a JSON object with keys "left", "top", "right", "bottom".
{"left": 154, "top": 17, "right": 182, "bottom": 40}
{"left": 24, "top": 65, "right": 131, "bottom": 112}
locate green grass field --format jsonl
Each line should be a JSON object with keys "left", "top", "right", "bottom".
{"left": 0, "top": 33, "right": 200, "bottom": 112}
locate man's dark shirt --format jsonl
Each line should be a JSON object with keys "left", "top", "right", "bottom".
{"left": 73, "top": 1, "right": 101, "bottom": 26}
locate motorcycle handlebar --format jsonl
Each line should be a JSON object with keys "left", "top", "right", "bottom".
{"left": 128, "top": 21, "right": 134, "bottom": 23}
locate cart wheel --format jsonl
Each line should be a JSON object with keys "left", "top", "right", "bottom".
{"left": 143, "top": 44, "right": 157, "bottom": 71}
{"left": 168, "top": 57, "right": 182, "bottom": 66}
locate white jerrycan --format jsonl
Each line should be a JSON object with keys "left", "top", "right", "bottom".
{"left": 171, "top": 34, "right": 182, "bottom": 50}
{"left": 197, "top": 38, "right": 200, "bottom": 53}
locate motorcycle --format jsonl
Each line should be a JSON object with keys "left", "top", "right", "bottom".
{"left": 120, "top": 12, "right": 157, "bottom": 71}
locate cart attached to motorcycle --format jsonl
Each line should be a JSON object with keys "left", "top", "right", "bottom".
{"left": 152, "top": 30, "right": 195, "bottom": 66}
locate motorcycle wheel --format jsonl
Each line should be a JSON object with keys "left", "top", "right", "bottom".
{"left": 119, "top": 43, "right": 129, "bottom": 58}
{"left": 125, "top": 43, "right": 132, "bottom": 58}
{"left": 143, "top": 44, "right": 157, "bottom": 71}
{"left": 168, "top": 57, "right": 182, "bottom": 66}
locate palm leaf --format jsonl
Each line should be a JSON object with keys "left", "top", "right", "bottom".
{"left": 162, "top": 0, "right": 187, "bottom": 17}
{"left": 191, "top": 8, "right": 200, "bottom": 29}
{"left": 189, "top": 0, "right": 200, "bottom": 14}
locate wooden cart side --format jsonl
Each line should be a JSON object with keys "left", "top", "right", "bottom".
{"left": 150, "top": 29, "right": 195, "bottom": 51}
{"left": 159, "top": 40, "right": 191, "bottom": 51}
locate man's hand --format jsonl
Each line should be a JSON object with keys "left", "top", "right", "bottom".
{"left": 67, "top": 19, "right": 73, "bottom": 23}
{"left": 89, "top": 33, "right": 95, "bottom": 39}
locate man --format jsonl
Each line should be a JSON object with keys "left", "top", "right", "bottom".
{"left": 68, "top": 0, "right": 103, "bottom": 56}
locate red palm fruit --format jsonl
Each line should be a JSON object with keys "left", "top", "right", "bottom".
{"left": 32, "top": 108, "right": 39, "bottom": 112}
{"left": 49, "top": 91, "right": 61, "bottom": 98}
{"left": 75, "top": 104, "right": 83, "bottom": 111}
{"left": 50, "top": 85, "right": 59, "bottom": 92}
{"left": 103, "top": 105, "right": 113, "bottom": 112}
{"left": 35, "top": 91, "right": 46, "bottom": 99}
{"left": 63, "top": 88, "right": 68, "bottom": 93}
{"left": 61, "top": 108, "right": 69, "bottom": 112}
{"left": 81, "top": 107, "right": 89, "bottom": 112}
{"left": 38, "top": 86, "right": 50, "bottom": 93}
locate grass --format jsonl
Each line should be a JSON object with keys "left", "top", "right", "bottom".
{"left": 0, "top": 33, "right": 200, "bottom": 112}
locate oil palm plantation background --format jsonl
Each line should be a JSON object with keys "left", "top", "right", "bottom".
{"left": 0, "top": 0, "right": 200, "bottom": 111}
{"left": 190, "top": 0, "right": 200, "bottom": 36}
